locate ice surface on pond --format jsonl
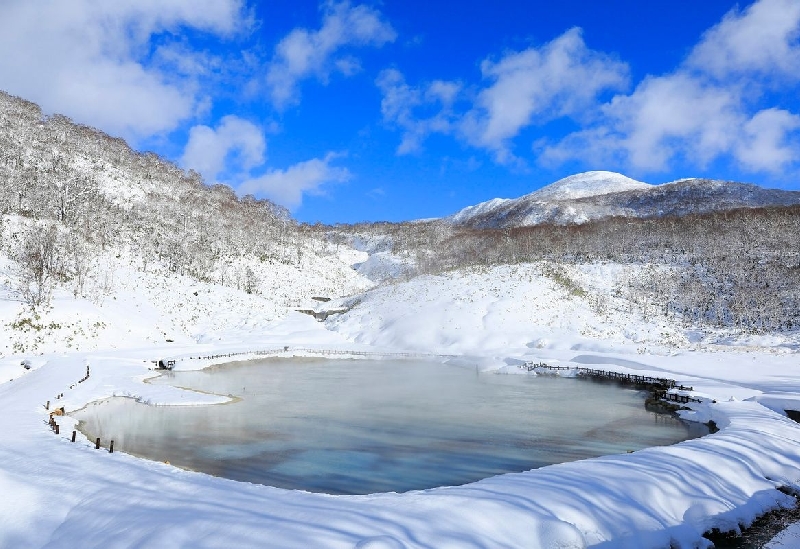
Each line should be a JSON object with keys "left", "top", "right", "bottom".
{"left": 75, "top": 358, "right": 702, "bottom": 494}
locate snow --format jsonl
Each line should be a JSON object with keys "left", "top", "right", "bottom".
{"left": 449, "top": 172, "right": 653, "bottom": 226}
{"left": 526, "top": 171, "right": 652, "bottom": 201}
{"left": 447, "top": 171, "right": 800, "bottom": 229}
{"left": 767, "top": 522, "right": 800, "bottom": 548}
{"left": 2, "top": 247, "right": 800, "bottom": 548}
{"left": 450, "top": 197, "right": 513, "bottom": 224}
{"left": 451, "top": 171, "right": 650, "bottom": 223}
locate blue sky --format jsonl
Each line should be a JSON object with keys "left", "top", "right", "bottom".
{"left": 1, "top": 0, "right": 799, "bottom": 223}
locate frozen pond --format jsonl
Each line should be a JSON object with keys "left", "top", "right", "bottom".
{"left": 75, "top": 358, "right": 704, "bottom": 494}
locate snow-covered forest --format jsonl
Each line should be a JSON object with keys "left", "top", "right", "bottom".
{"left": 2, "top": 87, "right": 799, "bottom": 339}
{"left": 0, "top": 90, "right": 371, "bottom": 312}
{"left": 321, "top": 205, "right": 800, "bottom": 333}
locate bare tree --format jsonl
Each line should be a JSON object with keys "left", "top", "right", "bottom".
{"left": 12, "top": 225, "right": 60, "bottom": 308}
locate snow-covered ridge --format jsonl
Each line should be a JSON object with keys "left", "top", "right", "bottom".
{"left": 449, "top": 170, "right": 653, "bottom": 226}
{"left": 450, "top": 171, "right": 800, "bottom": 228}
{"left": 450, "top": 197, "right": 513, "bottom": 223}
{"left": 526, "top": 171, "right": 652, "bottom": 201}
{"left": 450, "top": 171, "right": 648, "bottom": 224}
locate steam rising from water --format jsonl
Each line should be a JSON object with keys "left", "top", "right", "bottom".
{"left": 75, "top": 358, "right": 702, "bottom": 494}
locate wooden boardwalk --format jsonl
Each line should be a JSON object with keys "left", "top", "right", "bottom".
{"left": 523, "top": 362, "right": 703, "bottom": 404}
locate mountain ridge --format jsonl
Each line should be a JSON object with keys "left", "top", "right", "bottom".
{"left": 449, "top": 171, "right": 800, "bottom": 228}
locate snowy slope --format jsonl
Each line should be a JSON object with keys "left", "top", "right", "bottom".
{"left": 0, "top": 217, "right": 373, "bottom": 356}
{"left": 327, "top": 262, "right": 689, "bottom": 356}
{"left": 450, "top": 197, "right": 514, "bottom": 224}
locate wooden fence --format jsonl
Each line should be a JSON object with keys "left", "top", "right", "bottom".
{"left": 522, "top": 361, "right": 703, "bottom": 404}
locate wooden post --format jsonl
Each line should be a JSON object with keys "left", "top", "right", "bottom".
{"left": 95, "top": 437, "right": 100, "bottom": 450}
{"left": 46, "top": 400, "right": 50, "bottom": 410}
{"left": 71, "top": 430, "right": 76, "bottom": 442}
{"left": 109, "top": 440, "right": 114, "bottom": 453}
{"left": 55, "top": 424, "right": 59, "bottom": 435}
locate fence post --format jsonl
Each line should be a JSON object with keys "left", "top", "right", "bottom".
{"left": 72, "top": 430, "right": 76, "bottom": 442}
{"left": 95, "top": 437, "right": 100, "bottom": 450}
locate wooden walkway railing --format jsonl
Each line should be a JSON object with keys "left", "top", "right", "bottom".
{"left": 522, "top": 362, "right": 703, "bottom": 404}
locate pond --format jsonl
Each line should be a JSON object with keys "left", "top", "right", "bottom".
{"left": 75, "top": 358, "right": 705, "bottom": 495}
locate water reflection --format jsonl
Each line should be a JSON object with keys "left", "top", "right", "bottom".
{"left": 75, "top": 358, "right": 703, "bottom": 494}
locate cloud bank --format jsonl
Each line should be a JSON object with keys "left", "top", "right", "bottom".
{"left": 541, "top": 0, "right": 800, "bottom": 174}
{"left": 0, "top": 0, "right": 247, "bottom": 140}
{"left": 378, "top": 0, "right": 800, "bottom": 177}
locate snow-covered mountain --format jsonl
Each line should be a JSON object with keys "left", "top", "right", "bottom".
{"left": 450, "top": 171, "right": 800, "bottom": 228}
{"left": 524, "top": 171, "right": 652, "bottom": 201}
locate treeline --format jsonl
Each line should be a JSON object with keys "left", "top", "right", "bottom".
{"left": 457, "top": 207, "right": 799, "bottom": 332}
{"left": 0, "top": 90, "right": 302, "bottom": 305}
{"left": 324, "top": 206, "right": 800, "bottom": 333}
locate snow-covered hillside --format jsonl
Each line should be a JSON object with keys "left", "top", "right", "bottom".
{"left": 450, "top": 171, "right": 800, "bottom": 228}
{"left": 327, "top": 262, "right": 692, "bottom": 355}
{"left": 0, "top": 215, "right": 373, "bottom": 356}
{"left": 449, "top": 197, "right": 514, "bottom": 224}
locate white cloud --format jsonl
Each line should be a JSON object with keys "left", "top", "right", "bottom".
{"left": 376, "top": 28, "right": 628, "bottom": 163}
{"left": 736, "top": 108, "right": 800, "bottom": 171}
{"left": 374, "top": 0, "right": 800, "bottom": 177}
{"left": 181, "top": 116, "right": 266, "bottom": 182}
{"left": 602, "top": 74, "right": 741, "bottom": 171}
{"left": 542, "top": 0, "right": 800, "bottom": 176}
{"left": 266, "top": 1, "right": 396, "bottom": 108}
{"left": 181, "top": 117, "right": 348, "bottom": 210}
{"left": 376, "top": 69, "right": 461, "bottom": 154}
{"left": 541, "top": 74, "right": 800, "bottom": 175}
{"left": 460, "top": 28, "right": 629, "bottom": 163}
{"left": 367, "top": 187, "right": 386, "bottom": 199}
{"left": 237, "top": 154, "right": 351, "bottom": 209}
{"left": 0, "top": 0, "right": 247, "bottom": 140}
{"left": 688, "top": 0, "right": 800, "bottom": 81}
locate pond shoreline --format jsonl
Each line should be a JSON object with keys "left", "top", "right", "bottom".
{"left": 73, "top": 356, "right": 701, "bottom": 495}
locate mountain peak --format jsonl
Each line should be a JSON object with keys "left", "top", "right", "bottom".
{"left": 527, "top": 171, "right": 652, "bottom": 201}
